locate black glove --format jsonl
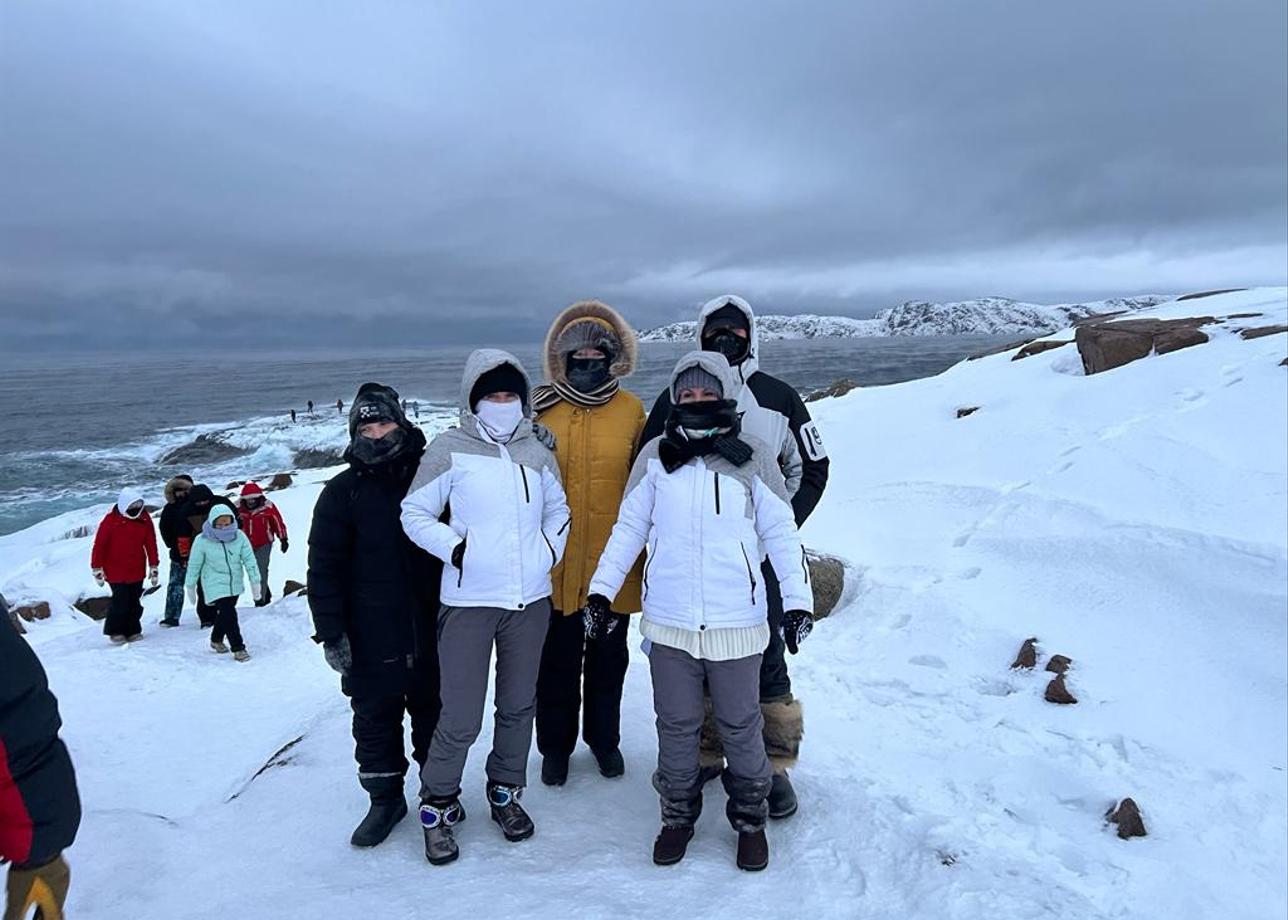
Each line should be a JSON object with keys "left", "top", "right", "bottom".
{"left": 581, "top": 594, "right": 618, "bottom": 641}
{"left": 323, "top": 635, "right": 352, "bottom": 676}
{"left": 779, "top": 609, "right": 813, "bottom": 655}
{"left": 450, "top": 541, "right": 466, "bottom": 569}
{"left": 280, "top": 537, "right": 290, "bottom": 553}
{"left": 532, "top": 422, "right": 558, "bottom": 451}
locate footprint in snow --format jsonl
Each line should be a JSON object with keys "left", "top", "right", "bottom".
{"left": 908, "top": 654, "right": 947, "bottom": 669}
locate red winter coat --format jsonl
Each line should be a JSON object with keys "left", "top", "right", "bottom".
{"left": 90, "top": 510, "right": 159, "bottom": 583}
{"left": 237, "top": 483, "right": 288, "bottom": 550}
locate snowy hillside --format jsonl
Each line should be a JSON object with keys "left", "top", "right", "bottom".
{"left": 2, "top": 288, "right": 1284, "bottom": 919}
{"left": 638, "top": 295, "right": 1173, "bottom": 341}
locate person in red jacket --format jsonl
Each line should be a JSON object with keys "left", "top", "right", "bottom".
{"left": 237, "top": 482, "right": 288, "bottom": 607}
{"left": 89, "top": 487, "right": 159, "bottom": 644}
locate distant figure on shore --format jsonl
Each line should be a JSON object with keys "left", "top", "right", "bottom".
{"left": 412, "top": 401, "right": 420, "bottom": 419}
{"left": 90, "top": 488, "right": 159, "bottom": 645}
{"left": 237, "top": 482, "right": 288, "bottom": 606}
{"left": 291, "top": 408, "right": 297, "bottom": 423}
{"left": 308, "top": 400, "right": 315, "bottom": 414}
{"left": 337, "top": 398, "right": 344, "bottom": 413}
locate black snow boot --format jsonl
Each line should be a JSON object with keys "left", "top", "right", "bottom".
{"left": 420, "top": 796, "right": 465, "bottom": 865}
{"left": 350, "top": 776, "right": 408, "bottom": 848}
{"left": 487, "top": 781, "right": 535, "bottom": 842}
{"left": 768, "top": 772, "right": 798, "bottom": 819}
{"left": 541, "top": 753, "right": 569, "bottom": 787}
{"left": 592, "top": 746, "right": 625, "bottom": 778}
{"left": 652, "top": 825, "right": 695, "bottom": 866}
{"left": 736, "top": 829, "right": 770, "bottom": 872}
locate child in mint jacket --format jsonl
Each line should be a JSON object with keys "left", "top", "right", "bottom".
{"left": 185, "top": 508, "right": 262, "bottom": 661}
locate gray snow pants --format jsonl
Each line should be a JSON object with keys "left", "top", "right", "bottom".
{"left": 419, "top": 600, "right": 551, "bottom": 800}
{"left": 252, "top": 544, "right": 272, "bottom": 598}
{"left": 648, "top": 643, "right": 773, "bottom": 832}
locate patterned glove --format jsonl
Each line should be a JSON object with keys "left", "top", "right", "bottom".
{"left": 532, "top": 422, "right": 557, "bottom": 451}
{"left": 323, "top": 635, "right": 352, "bottom": 676}
{"left": 450, "top": 541, "right": 466, "bottom": 569}
{"left": 581, "top": 594, "right": 619, "bottom": 641}
{"left": 779, "top": 609, "right": 814, "bottom": 655}
{"left": 93, "top": 568, "right": 106, "bottom": 587}
{"left": 148, "top": 567, "right": 160, "bottom": 588}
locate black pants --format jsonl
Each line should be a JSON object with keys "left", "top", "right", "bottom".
{"left": 759, "top": 560, "right": 792, "bottom": 701}
{"left": 104, "top": 582, "right": 144, "bottom": 638}
{"left": 196, "top": 582, "right": 217, "bottom": 628}
{"left": 535, "top": 607, "right": 630, "bottom": 757}
{"left": 348, "top": 666, "right": 441, "bottom": 786}
{"left": 210, "top": 595, "right": 245, "bottom": 652}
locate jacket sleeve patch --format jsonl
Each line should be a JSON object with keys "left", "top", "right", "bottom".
{"left": 798, "top": 421, "right": 827, "bottom": 461}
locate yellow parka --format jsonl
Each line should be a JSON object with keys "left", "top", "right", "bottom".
{"left": 536, "top": 301, "right": 646, "bottom": 614}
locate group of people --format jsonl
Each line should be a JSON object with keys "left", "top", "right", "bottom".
{"left": 89, "top": 474, "right": 289, "bottom": 660}
{"left": 306, "top": 295, "right": 829, "bottom": 872}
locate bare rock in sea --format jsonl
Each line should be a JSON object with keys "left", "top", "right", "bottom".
{"left": 956, "top": 406, "right": 980, "bottom": 419}
{"left": 806, "top": 553, "right": 846, "bottom": 617}
{"left": 15, "top": 601, "right": 52, "bottom": 622}
{"left": 283, "top": 580, "right": 308, "bottom": 597}
{"left": 293, "top": 448, "right": 346, "bottom": 469}
{"left": 74, "top": 595, "right": 113, "bottom": 621}
{"left": 226, "top": 481, "right": 245, "bottom": 491}
{"left": 1045, "top": 654, "right": 1072, "bottom": 674}
{"left": 1044, "top": 673, "right": 1078, "bottom": 704}
{"left": 264, "top": 473, "right": 294, "bottom": 491}
{"left": 160, "top": 433, "right": 251, "bottom": 466}
{"left": 1075, "top": 317, "right": 1215, "bottom": 375}
{"left": 1106, "top": 798, "right": 1148, "bottom": 839}
{"left": 1011, "top": 637, "right": 1039, "bottom": 670}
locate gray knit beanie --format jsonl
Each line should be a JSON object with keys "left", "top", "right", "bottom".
{"left": 672, "top": 365, "right": 724, "bottom": 401}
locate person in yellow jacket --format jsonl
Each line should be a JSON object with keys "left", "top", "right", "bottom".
{"left": 532, "top": 300, "right": 645, "bottom": 786}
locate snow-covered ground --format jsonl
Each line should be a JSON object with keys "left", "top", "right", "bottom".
{"left": 3, "top": 288, "right": 1285, "bottom": 919}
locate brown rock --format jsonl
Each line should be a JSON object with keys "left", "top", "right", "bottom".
{"left": 806, "top": 554, "right": 846, "bottom": 618}
{"left": 1045, "top": 654, "right": 1072, "bottom": 675}
{"left": 8, "top": 608, "right": 25, "bottom": 634}
{"left": 1239, "top": 324, "right": 1287, "bottom": 340}
{"left": 264, "top": 473, "right": 294, "bottom": 491}
{"left": 15, "top": 602, "right": 52, "bottom": 622}
{"left": 1227, "top": 312, "right": 1263, "bottom": 319}
{"left": 805, "top": 378, "right": 861, "bottom": 402}
{"left": 1106, "top": 798, "right": 1148, "bottom": 838}
{"left": 226, "top": 480, "right": 245, "bottom": 491}
{"left": 1012, "top": 340, "right": 1070, "bottom": 361}
{"left": 1177, "top": 288, "right": 1244, "bottom": 301}
{"left": 956, "top": 406, "right": 980, "bottom": 418}
{"left": 283, "top": 580, "right": 308, "bottom": 597}
{"left": 1011, "top": 637, "right": 1039, "bottom": 670}
{"left": 74, "top": 595, "right": 113, "bottom": 621}
{"left": 1075, "top": 317, "right": 1215, "bottom": 375}
{"left": 968, "top": 340, "right": 1029, "bottom": 361}
{"left": 1044, "top": 673, "right": 1078, "bottom": 704}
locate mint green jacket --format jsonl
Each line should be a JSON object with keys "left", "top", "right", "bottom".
{"left": 185, "top": 529, "right": 260, "bottom": 601}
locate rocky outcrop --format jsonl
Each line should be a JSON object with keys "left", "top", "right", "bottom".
{"left": 293, "top": 448, "right": 346, "bottom": 469}
{"left": 1075, "top": 317, "right": 1216, "bottom": 375}
{"left": 806, "top": 554, "right": 846, "bottom": 617}
{"left": 283, "top": 580, "right": 308, "bottom": 597}
{"left": 1045, "top": 654, "right": 1072, "bottom": 675}
{"left": 1012, "top": 340, "right": 1070, "bottom": 361}
{"left": 264, "top": 473, "right": 294, "bottom": 491}
{"left": 968, "top": 340, "right": 1029, "bottom": 361}
{"left": 1106, "top": 798, "right": 1148, "bottom": 838}
{"left": 13, "top": 601, "right": 51, "bottom": 622}
{"left": 1044, "top": 673, "right": 1078, "bottom": 704}
{"left": 956, "top": 406, "right": 980, "bottom": 418}
{"left": 74, "top": 595, "right": 113, "bottom": 620}
{"left": 805, "top": 379, "right": 860, "bottom": 402}
{"left": 1177, "top": 288, "right": 1244, "bottom": 302}
{"left": 1239, "top": 324, "right": 1287, "bottom": 340}
{"left": 160, "top": 434, "right": 251, "bottom": 466}
{"left": 1011, "top": 637, "right": 1039, "bottom": 670}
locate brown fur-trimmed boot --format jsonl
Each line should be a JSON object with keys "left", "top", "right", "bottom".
{"left": 762, "top": 696, "right": 803, "bottom": 819}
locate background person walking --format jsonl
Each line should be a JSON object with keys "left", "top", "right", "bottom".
{"left": 236, "top": 482, "right": 288, "bottom": 606}
{"left": 90, "top": 488, "right": 159, "bottom": 644}
{"left": 158, "top": 475, "right": 194, "bottom": 626}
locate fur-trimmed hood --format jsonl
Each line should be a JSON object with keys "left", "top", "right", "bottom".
{"left": 542, "top": 300, "right": 638, "bottom": 386}
{"left": 164, "top": 475, "right": 193, "bottom": 504}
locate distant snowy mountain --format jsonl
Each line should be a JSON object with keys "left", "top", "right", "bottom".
{"left": 638, "top": 295, "right": 1174, "bottom": 341}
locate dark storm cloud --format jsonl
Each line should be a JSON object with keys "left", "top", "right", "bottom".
{"left": 1, "top": 0, "right": 1285, "bottom": 349}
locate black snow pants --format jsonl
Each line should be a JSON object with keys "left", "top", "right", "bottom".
{"left": 345, "top": 661, "right": 442, "bottom": 795}
{"left": 758, "top": 560, "right": 791, "bottom": 701}
{"left": 535, "top": 606, "right": 630, "bottom": 758}
{"left": 210, "top": 595, "right": 245, "bottom": 653}
{"left": 104, "top": 582, "right": 144, "bottom": 638}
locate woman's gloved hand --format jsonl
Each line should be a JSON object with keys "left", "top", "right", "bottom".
{"left": 779, "top": 610, "right": 814, "bottom": 655}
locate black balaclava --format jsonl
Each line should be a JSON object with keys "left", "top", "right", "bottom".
{"left": 348, "top": 382, "right": 412, "bottom": 466}
{"left": 470, "top": 363, "right": 528, "bottom": 410}
{"left": 565, "top": 352, "right": 612, "bottom": 393}
{"left": 701, "top": 303, "right": 751, "bottom": 365}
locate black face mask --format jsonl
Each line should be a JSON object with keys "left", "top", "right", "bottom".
{"left": 349, "top": 426, "right": 408, "bottom": 466}
{"left": 566, "top": 356, "right": 612, "bottom": 393}
{"left": 702, "top": 329, "right": 749, "bottom": 364}
{"left": 666, "top": 399, "right": 741, "bottom": 440}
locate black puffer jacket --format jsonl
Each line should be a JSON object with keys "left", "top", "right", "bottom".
{"left": 0, "top": 600, "right": 82, "bottom": 866}
{"left": 307, "top": 427, "right": 441, "bottom": 693}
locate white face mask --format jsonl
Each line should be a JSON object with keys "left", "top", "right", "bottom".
{"left": 474, "top": 399, "right": 525, "bottom": 442}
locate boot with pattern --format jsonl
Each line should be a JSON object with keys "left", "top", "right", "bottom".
{"left": 487, "top": 781, "right": 534, "bottom": 842}
{"left": 420, "top": 796, "right": 465, "bottom": 865}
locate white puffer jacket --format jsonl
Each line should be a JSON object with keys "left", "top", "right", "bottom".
{"left": 590, "top": 352, "right": 812, "bottom": 634}
{"left": 402, "top": 350, "right": 571, "bottom": 611}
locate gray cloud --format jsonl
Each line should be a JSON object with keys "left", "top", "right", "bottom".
{"left": 2, "top": 0, "right": 1285, "bottom": 349}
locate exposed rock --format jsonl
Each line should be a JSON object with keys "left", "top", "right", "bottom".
{"left": 61, "top": 524, "right": 95, "bottom": 540}
{"left": 15, "top": 601, "right": 51, "bottom": 622}
{"left": 956, "top": 406, "right": 980, "bottom": 418}
{"left": 806, "top": 554, "right": 846, "bottom": 617}
{"left": 74, "top": 595, "right": 113, "bottom": 621}
{"left": 264, "top": 473, "right": 294, "bottom": 491}
{"left": 226, "top": 481, "right": 245, "bottom": 491}
{"left": 1239, "top": 324, "right": 1287, "bottom": 340}
{"left": 8, "top": 608, "right": 25, "bottom": 634}
{"left": 805, "top": 379, "right": 860, "bottom": 403}
{"left": 1045, "top": 654, "right": 1072, "bottom": 675}
{"left": 1011, "top": 637, "right": 1039, "bottom": 669}
{"left": 1072, "top": 310, "right": 1130, "bottom": 326}
{"left": 1012, "top": 340, "right": 1070, "bottom": 361}
{"left": 283, "top": 580, "right": 308, "bottom": 597}
{"left": 1281, "top": 357, "right": 1287, "bottom": 367}
{"left": 293, "top": 448, "right": 346, "bottom": 469}
{"left": 1075, "top": 317, "right": 1216, "bottom": 375}
{"left": 160, "top": 434, "right": 251, "bottom": 466}
{"left": 1106, "top": 798, "right": 1148, "bottom": 839}
{"left": 967, "top": 339, "right": 1029, "bottom": 361}
{"left": 1044, "top": 673, "right": 1078, "bottom": 704}
{"left": 1177, "top": 288, "right": 1243, "bottom": 301}
{"left": 1227, "top": 312, "right": 1263, "bottom": 319}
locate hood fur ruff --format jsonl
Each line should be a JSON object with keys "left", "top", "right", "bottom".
{"left": 543, "top": 300, "right": 639, "bottom": 386}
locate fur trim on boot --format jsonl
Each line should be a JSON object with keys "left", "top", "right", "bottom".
{"left": 761, "top": 696, "right": 804, "bottom": 775}
{"left": 699, "top": 696, "right": 725, "bottom": 769}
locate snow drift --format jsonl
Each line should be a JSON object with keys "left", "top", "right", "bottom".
{"left": 2, "top": 288, "right": 1284, "bottom": 919}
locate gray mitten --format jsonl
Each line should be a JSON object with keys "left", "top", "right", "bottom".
{"left": 323, "top": 635, "right": 353, "bottom": 675}
{"left": 532, "top": 422, "right": 558, "bottom": 451}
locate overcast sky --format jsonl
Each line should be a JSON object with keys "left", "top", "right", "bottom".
{"left": 2, "top": 1, "right": 1285, "bottom": 349}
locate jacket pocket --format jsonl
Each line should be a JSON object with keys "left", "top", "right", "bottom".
{"left": 713, "top": 472, "right": 721, "bottom": 515}
{"left": 739, "top": 542, "right": 758, "bottom": 606}
{"left": 541, "top": 530, "right": 556, "bottom": 568}
{"left": 642, "top": 540, "right": 656, "bottom": 600}
{"left": 456, "top": 529, "right": 472, "bottom": 589}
